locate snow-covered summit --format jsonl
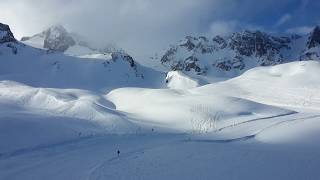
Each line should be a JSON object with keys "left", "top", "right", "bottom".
{"left": 21, "top": 25, "right": 75, "bottom": 52}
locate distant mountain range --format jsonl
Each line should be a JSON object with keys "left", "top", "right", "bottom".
{"left": 154, "top": 26, "right": 320, "bottom": 80}
{"left": 1, "top": 22, "right": 320, "bottom": 86}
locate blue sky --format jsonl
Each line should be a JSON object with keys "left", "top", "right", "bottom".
{"left": 199, "top": 0, "right": 320, "bottom": 34}
{"left": 0, "top": 0, "right": 319, "bottom": 58}
{"left": 246, "top": 0, "right": 319, "bottom": 31}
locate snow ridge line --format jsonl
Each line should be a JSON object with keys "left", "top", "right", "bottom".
{"left": 192, "top": 114, "right": 320, "bottom": 143}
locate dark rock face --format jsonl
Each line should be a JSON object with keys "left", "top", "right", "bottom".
{"left": 214, "top": 56, "right": 245, "bottom": 72}
{"left": 0, "top": 23, "right": 18, "bottom": 55}
{"left": 111, "top": 52, "right": 136, "bottom": 68}
{"left": 180, "top": 36, "right": 196, "bottom": 51}
{"left": 20, "top": 37, "right": 31, "bottom": 41}
{"left": 0, "top": 23, "right": 16, "bottom": 43}
{"left": 229, "top": 31, "right": 291, "bottom": 57}
{"left": 111, "top": 52, "right": 144, "bottom": 78}
{"left": 160, "top": 47, "right": 178, "bottom": 64}
{"left": 213, "top": 36, "right": 227, "bottom": 49}
{"left": 169, "top": 55, "right": 203, "bottom": 74}
{"left": 43, "top": 26, "right": 76, "bottom": 52}
{"left": 307, "top": 26, "right": 320, "bottom": 49}
{"left": 185, "top": 56, "right": 201, "bottom": 72}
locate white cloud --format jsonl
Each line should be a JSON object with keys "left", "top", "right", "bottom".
{"left": 207, "top": 21, "right": 238, "bottom": 36}
{"left": 275, "top": 14, "right": 292, "bottom": 27}
{"left": 207, "top": 21, "right": 264, "bottom": 37}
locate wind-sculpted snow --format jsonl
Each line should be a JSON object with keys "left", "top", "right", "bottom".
{"left": 196, "top": 61, "right": 320, "bottom": 111}
{"left": 107, "top": 87, "right": 294, "bottom": 133}
{"left": 0, "top": 80, "right": 140, "bottom": 153}
{"left": 0, "top": 81, "right": 135, "bottom": 127}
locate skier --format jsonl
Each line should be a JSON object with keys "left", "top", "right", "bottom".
{"left": 117, "top": 150, "right": 120, "bottom": 157}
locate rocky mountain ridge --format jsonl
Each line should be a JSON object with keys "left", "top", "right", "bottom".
{"left": 157, "top": 26, "right": 320, "bottom": 78}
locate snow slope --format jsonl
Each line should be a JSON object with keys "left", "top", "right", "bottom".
{"left": 196, "top": 61, "right": 320, "bottom": 111}
{"left": 0, "top": 80, "right": 140, "bottom": 153}
{"left": 0, "top": 42, "right": 164, "bottom": 91}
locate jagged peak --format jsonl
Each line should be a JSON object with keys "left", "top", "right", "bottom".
{"left": 36, "top": 24, "right": 76, "bottom": 52}
{"left": 0, "top": 23, "right": 16, "bottom": 43}
{"left": 311, "top": 25, "right": 320, "bottom": 33}
{"left": 307, "top": 25, "right": 320, "bottom": 49}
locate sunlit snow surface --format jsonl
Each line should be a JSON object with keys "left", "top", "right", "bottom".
{"left": 1, "top": 42, "right": 320, "bottom": 180}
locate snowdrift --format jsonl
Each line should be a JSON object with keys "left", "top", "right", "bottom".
{"left": 0, "top": 81, "right": 138, "bottom": 153}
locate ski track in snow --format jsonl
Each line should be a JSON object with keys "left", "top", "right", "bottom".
{"left": 215, "top": 111, "right": 298, "bottom": 132}
{"left": 86, "top": 137, "right": 186, "bottom": 180}
{"left": 87, "top": 147, "right": 148, "bottom": 180}
{"left": 0, "top": 135, "right": 103, "bottom": 160}
{"left": 194, "top": 113, "right": 320, "bottom": 143}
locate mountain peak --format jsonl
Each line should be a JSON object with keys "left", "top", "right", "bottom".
{"left": 307, "top": 25, "right": 320, "bottom": 49}
{"left": 43, "top": 25, "right": 75, "bottom": 52}
{"left": 0, "top": 23, "right": 16, "bottom": 43}
{"left": 21, "top": 24, "right": 75, "bottom": 52}
{"left": 42, "top": 25, "right": 75, "bottom": 52}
